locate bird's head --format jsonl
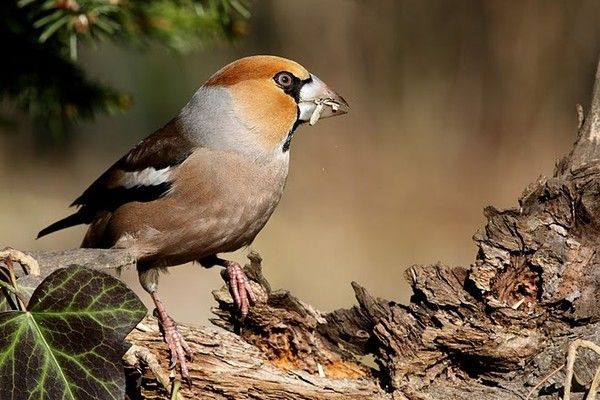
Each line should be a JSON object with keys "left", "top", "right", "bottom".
{"left": 191, "top": 55, "right": 349, "bottom": 154}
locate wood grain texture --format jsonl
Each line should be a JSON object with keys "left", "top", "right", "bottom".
{"left": 126, "top": 316, "right": 386, "bottom": 400}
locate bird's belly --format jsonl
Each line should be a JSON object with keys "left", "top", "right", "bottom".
{"left": 112, "top": 151, "right": 289, "bottom": 266}
{"left": 183, "top": 188, "right": 282, "bottom": 256}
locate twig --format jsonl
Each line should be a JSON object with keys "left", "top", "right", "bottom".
{"left": 525, "top": 364, "right": 564, "bottom": 400}
{"left": 0, "top": 247, "right": 40, "bottom": 276}
{"left": 587, "top": 364, "right": 600, "bottom": 400}
{"left": 0, "top": 279, "right": 18, "bottom": 296}
{"left": 4, "top": 257, "right": 26, "bottom": 311}
{"left": 563, "top": 340, "right": 600, "bottom": 400}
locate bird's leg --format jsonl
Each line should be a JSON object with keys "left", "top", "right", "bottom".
{"left": 200, "top": 256, "right": 257, "bottom": 318}
{"left": 139, "top": 267, "right": 193, "bottom": 382}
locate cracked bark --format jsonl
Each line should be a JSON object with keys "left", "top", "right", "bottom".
{"left": 13, "top": 59, "right": 600, "bottom": 399}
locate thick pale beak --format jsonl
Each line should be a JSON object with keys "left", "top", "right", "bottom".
{"left": 298, "top": 74, "right": 350, "bottom": 125}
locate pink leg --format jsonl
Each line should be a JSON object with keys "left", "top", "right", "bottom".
{"left": 151, "top": 291, "right": 193, "bottom": 382}
{"left": 221, "top": 260, "right": 257, "bottom": 318}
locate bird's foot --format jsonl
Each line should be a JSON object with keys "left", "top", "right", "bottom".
{"left": 151, "top": 293, "right": 194, "bottom": 384}
{"left": 159, "top": 313, "right": 193, "bottom": 383}
{"left": 221, "top": 261, "right": 257, "bottom": 318}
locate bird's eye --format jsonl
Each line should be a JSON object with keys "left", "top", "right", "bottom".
{"left": 275, "top": 72, "right": 294, "bottom": 88}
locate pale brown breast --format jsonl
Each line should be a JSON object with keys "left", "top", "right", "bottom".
{"left": 102, "top": 148, "right": 290, "bottom": 266}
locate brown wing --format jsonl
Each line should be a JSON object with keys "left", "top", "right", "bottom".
{"left": 72, "top": 117, "right": 195, "bottom": 210}
{"left": 38, "top": 118, "right": 197, "bottom": 238}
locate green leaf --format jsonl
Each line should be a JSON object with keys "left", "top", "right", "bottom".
{"left": 0, "top": 266, "right": 147, "bottom": 400}
{"left": 0, "top": 274, "right": 42, "bottom": 312}
{"left": 15, "top": 274, "right": 43, "bottom": 302}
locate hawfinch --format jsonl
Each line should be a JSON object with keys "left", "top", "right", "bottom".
{"left": 38, "top": 55, "right": 349, "bottom": 380}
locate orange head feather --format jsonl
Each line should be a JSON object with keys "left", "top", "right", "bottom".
{"left": 204, "top": 56, "right": 309, "bottom": 150}
{"left": 205, "top": 55, "right": 310, "bottom": 87}
{"left": 203, "top": 55, "right": 347, "bottom": 153}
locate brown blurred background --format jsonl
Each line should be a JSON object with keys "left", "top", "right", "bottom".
{"left": 2, "top": 0, "right": 600, "bottom": 325}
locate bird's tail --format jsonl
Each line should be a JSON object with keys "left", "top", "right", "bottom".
{"left": 37, "top": 212, "right": 86, "bottom": 239}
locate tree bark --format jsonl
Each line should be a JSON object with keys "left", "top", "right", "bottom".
{"left": 15, "top": 59, "right": 600, "bottom": 400}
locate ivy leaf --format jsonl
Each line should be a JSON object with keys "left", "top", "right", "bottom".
{"left": 0, "top": 265, "right": 147, "bottom": 400}
{"left": 0, "top": 270, "right": 42, "bottom": 312}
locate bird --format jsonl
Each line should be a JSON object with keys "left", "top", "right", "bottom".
{"left": 37, "top": 55, "right": 349, "bottom": 380}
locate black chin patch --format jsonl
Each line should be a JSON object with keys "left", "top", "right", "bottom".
{"left": 283, "top": 108, "right": 303, "bottom": 152}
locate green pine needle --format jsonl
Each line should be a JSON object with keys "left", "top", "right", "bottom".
{"left": 2, "top": 0, "right": 251, "bottom": 144}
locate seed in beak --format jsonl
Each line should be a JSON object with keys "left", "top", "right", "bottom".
{"left": 310, "top": 101, "right": 325, "bottom": 126}
{"left": 309, "top": 98, "right": 343, "bottom": 126}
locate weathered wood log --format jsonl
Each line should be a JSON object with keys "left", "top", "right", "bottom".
{"left": 21, "top": 249, "right": 389, "bottom": 399}
{"left": 8, "top": 59, "right": 600, "bottom": 399}
{"left": 564, "top": 59, "right": 600, "bottom": 170}
{"left": 126, "top": 316, "right": 385, "bottom": 400}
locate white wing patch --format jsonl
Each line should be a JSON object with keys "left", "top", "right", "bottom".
{"left": 121, "top": 167, "right": 172, "bottom": 188}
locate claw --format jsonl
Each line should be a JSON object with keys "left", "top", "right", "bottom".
{"left": 159, "top": 314, "right": 192, "bottom": 378}
{"left": 151, "top": 291, "right": 194, "bottom": 382}
{"left": 223, "top": 261, "right": 256, "bottom": 318}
